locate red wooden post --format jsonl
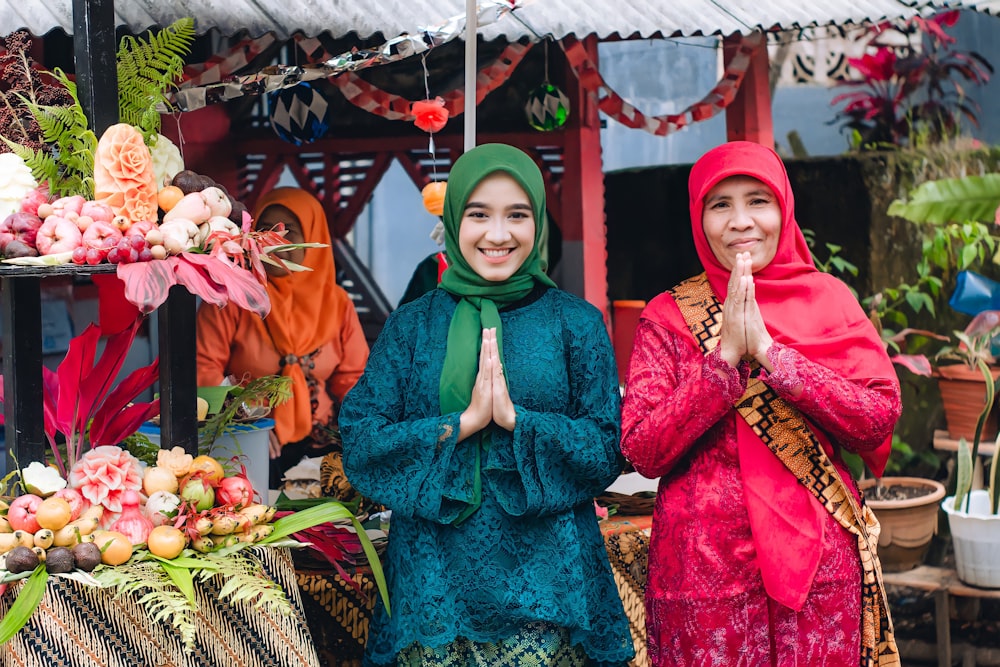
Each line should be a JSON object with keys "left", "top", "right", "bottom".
{"left": 723, "top": 33, "right": 774, "bottom": 148}
{"left": 561, "top": 36, "right": 611, "bottom": 327}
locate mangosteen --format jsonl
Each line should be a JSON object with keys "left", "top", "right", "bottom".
{"left": 71, "top": 542, "right": 102, "bottom": 572}
{"left": 171, "top": 170, "right": 204, "bottom": 194}
{"left": 5, "top": 545, "right": 39, "bottom": 573}
{"left": 45, "top": 546, "right": 75, "bottom": 574}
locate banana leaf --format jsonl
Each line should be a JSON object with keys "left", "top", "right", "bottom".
{"left": 888, "top": 173, "right": 1000, "bottom": 224}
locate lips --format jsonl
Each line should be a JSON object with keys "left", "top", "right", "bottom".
{"left": 479, "top": 247, "right": 514, "bottom": 263}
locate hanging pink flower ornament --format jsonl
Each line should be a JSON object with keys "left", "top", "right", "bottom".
{"left": 411, "top": 97, "right": 449, "bottom": 133}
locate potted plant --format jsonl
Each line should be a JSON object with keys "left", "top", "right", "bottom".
{"left": 884, "top": 172, "right": 1000, "bottom": 441}
{"left": 823, "top": 168, "right": 1000, "bottom": 571}
{"left": 857, "top": 437, "right": 946, "bottom": 572}
{"left": 940, "top": 351, "right": 1000, "bottom": 588}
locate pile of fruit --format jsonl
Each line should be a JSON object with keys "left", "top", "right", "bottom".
{"left": 0, "top": 169, "right": 246, "bottom": 265}
{"left": 0, "top": 448, "right": 276, "bottom": 578}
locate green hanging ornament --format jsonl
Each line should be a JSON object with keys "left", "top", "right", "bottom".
{"left": 524, "top": 83, "right": 570, "bottom": 132}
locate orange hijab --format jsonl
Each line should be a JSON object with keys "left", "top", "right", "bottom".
{"left": 252, "top": 187, "right": 344, "bottom": 444}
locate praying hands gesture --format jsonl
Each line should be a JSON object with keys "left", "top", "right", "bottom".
{"left": 459, "top": 327, "right": 516, "bottom": 440}
{"left": 719, "top": 252, "right": 775, "bottom": 372}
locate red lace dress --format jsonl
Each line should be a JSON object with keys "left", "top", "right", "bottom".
{"left": 620, "top": 319, "right": 901, "bottom": 667}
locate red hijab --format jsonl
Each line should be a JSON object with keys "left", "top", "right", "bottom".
{"left": 648, "top": 141, "right": 896, "bottom": 609}
{"left": 688, "top": 141, "right": 896, "bottom": 474}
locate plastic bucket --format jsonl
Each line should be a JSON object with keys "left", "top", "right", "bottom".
{"left": 138, "top": 419, "right": 275, "bottom": 498}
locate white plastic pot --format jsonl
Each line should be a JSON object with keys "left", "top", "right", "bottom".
{"left": 942, "top": 490, "right": 1000, "bottom": 588}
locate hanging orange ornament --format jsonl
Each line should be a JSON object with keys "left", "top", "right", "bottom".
{"left": 422, "top": 181, "right": 447, "bottom": 216}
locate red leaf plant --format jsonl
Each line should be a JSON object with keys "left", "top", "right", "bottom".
{"left": 832, "top": 10, "right": 993, "bottom": 148}
{"left": 0, "top": 315, "right": 159, "bottom": 476}
{"left": 272, "top": 509, "right": 368, "bottom": 596}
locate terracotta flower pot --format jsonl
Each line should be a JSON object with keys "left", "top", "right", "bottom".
{"left": 860, "top": 477, "right": 946, "bottom": 572}
{"left": 936, "top": 364, "right": 1000, "bottom": 442}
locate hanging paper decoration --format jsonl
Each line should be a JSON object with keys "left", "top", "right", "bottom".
{"left": 422, "top": 181, "right": 447, "bottom": 216}
{"left": 411, "top": 97, "right": 450, "bottom": 133}
{"left": 268, "top": 83, "right": 331, "bottom": 145}
{"left": 166, "top": 0, "right": 520, "bottom": 112}
{"left": 525, "top": 83, "right": 570, "bottom": 132}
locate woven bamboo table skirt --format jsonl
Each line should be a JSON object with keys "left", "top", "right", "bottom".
{"left": 0, "top": 547, "right": 321, "bottom": 667}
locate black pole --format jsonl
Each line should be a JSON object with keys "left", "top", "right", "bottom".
{"left": 2, "top": 278, "right": 46, "bottom": 470}
{"left": 158, "top": 286, "right": 199, "bottom": 457}
{"left": 73, "top": 0, "right": 119, "bottom": 135}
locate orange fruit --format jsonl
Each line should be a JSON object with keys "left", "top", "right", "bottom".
{"left": 93, "top": 530, "right": 133, "bottom": 565}
{"left": 146, "top": 525, "right": 187, "bottom": 559}
{"left": 189, "top": 455, "right": 225, "bottom": 486}
{"left": 35, "top": 496, "right": 72, "bottom": 531}
{"left": 157, "top": 185, "right": 185, "bottom": 212}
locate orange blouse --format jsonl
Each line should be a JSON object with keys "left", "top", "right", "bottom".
{"left": 195, "top": 291, "right": 369, "bottom": 443}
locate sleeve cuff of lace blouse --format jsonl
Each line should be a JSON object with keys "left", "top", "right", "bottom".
{"left": 760, "top": 342, "right": 804, "bottom": 396}
{"left": 706, "top": 346, "right": 749, "bottom": 399}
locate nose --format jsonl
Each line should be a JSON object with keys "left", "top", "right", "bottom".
{"left": 728, "top": 204, "right": 754, "bottom": 230}
{"left": 484, "top": 216, "right": 512, "bottom": 243}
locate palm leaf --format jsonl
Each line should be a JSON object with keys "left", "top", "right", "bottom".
{"left": 888, "top": 173, "right": 1000, "bottom": 224}
{"left": 0, "top": 566, "right": 48, "bottom": 645}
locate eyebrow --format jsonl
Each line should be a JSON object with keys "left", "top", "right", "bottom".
{"left": 464, "top": 201, "right": 533, "bottom": 211}
{"left": 705, "top": 188, "right": 773, "bottom": 204}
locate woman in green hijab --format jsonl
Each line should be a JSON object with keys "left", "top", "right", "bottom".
{"left": 342, "top": 144, "right": 633, "bottom": 666}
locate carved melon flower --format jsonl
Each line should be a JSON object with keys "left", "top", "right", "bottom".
{"left": 0, "top": 153, "right": 38, "bottom": 218}
{"left": 69, "top": 445, "right": 143, "bottom": 521}
{"left": 93, "top": 123, "right": 159, "bottom": 228}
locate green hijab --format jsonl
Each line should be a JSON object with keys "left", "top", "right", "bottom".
{"left": 438, "top": 143, "right": 556, "bottom": 523}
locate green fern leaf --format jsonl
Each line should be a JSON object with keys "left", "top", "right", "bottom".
{"left": 888, "top": 174, "right": 1000, "bottom": 224}
{"left": 117, "top": 18, "right": 195, "bottom": 141}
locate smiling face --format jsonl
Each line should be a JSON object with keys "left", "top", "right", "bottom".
{"left": 701, "top": 175, "right": 782, "bottom": 271}
{"left": 255, "top": 204, "right": 307, "bottom": 278}
{"left": 458, "top": 172, "right": 536, "bottom": 282}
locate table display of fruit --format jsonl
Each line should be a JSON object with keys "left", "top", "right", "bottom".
{"left": 0, "top": 447, "right": 387, "bottom": 649}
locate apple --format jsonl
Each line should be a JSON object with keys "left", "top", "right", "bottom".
{"left": 7, "top": 494, "right": 43, "bottom": 533}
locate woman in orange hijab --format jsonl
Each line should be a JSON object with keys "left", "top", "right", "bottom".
{"left": 196, "top": 187, "right": 369, "bottom": 488}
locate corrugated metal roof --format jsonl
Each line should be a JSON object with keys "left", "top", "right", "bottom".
{"left": 1, "top": 0, "right": 994, "bottom": 41}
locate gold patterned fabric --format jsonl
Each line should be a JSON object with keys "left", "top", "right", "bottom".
{"left": 601, "top": 516, "right": 651, "bottom": 667}
{"left": 295, "top": 564, "right": 376, "bottom": 667}
{"left": 670, "top": 274, "right": 900, "bottom": 667}
{"left": 395, "top": 622, "right": 591, "bottom": 667}
{"left": 0, "top": 548, "right": 320, "bottom": 667}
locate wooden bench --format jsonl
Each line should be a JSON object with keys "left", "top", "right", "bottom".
{"left": 883, "top": 565, "right": 1000, "bottom": 667}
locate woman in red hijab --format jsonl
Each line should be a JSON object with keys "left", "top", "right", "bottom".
{"left": 620, "top": 142, "right": 902, "bottom": 666}
{"left": 196, "top": 187, "right": 369, "bottom": 489}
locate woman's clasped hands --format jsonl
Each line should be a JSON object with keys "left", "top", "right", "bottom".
{"left": 459, "top": 327, "right": 516, "bottom": 439}
{"left": 719, "top": 252, "right": 774, "bottom": 371}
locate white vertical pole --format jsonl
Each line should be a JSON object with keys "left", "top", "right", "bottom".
{"left": 464, "top": 0, "right": 477, "bottom": 152}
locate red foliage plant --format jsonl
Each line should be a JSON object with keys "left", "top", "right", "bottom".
{"left": 0, "top": 31, "right": 74, "bottom": 153}
{"left": 0, "top": 315, "right": 160, "bottom": 476}
{"left": 831, "top": 11, "right": 993, "bottom": 148}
